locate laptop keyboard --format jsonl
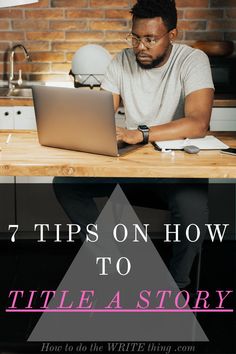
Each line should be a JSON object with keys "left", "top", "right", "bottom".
{"left": 117, "top": 140, "right": 129, "bottom": 149}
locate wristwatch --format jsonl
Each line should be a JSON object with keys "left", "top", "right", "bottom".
{"left": 138, "top": 125, "right": 150, "bottom": 144}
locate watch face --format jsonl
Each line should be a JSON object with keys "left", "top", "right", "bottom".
{"left": 139, "top": 125, "right": 149, "bottom": 130}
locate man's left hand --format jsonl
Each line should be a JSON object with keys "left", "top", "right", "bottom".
{"left": 116, "top": 127, "right": 143, "bottom": 144}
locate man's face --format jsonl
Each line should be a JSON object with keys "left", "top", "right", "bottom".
{"left": 131, "top": 17, "right": 175, "bottom": 69}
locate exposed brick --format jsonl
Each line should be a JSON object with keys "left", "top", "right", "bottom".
{"left": 91, "top": 0, "right": 129, "bottom": 8}
{"left": 66, "top": 10, "right": 104, "bottom": 19}
{"left": 26, "top": 31, "right": 65, "bottom": 41}
{"left": 208, "top": 20, "right": 236, "bottom": 30}
{"left": 13, "top": 62, "right": 50, "bottom": 73}
{"left": 225, "top": 32, "right": 236, "bottom": 40}
{"left": 0, "top": 31, "right": 24, "bottom": 41}
{"left": 176, "top": 0, "right": 209, "bottom": 7}
{"left": 22, "top": 0, "right": 50, "bottom": 7}
{"left": 210, "top": 0, "right": 236, "bottom": 7}
{"left": 185, "top": 31, "right": 224, "bottom": 40}
{"left": 22, "top": 41, "right": 50, "bottom": 52}
{"left": 31, "top": 52, "right": 65, "bottom": 62}
{"left": 50, "top": 20, "right": 87, "bottom": 31}
{"left": 66, "top": 52, "right": 75, "bottom": 63}
{"left": 105, "top": 31, "right": 129, "bottom": 41}
{"left": 178, "top": 20, "right": 206, "bottom": 31}
{"left": 90, "top": 20, "right": 128, "bottom": 30}
{"left": 225, "top": 9, "right": 236, "bottom": 18}
{"left": 105, "top": 10, "right": 131, "bottom": 19}
{"left": 103, "top": 42, "right": 128, "bottom": 52}
{"left": 0, "top": 20, "right": 10, "bottom": 30}
{"left": 66, "top": 32, "right": 104, "bottom": 41}
{"left": 66, "top": 52, "right": 77, "bottom": 61}
{"left": 176, "top": 31, "right": 184, "bottom": 40}
{"left": 0, "top": 43, "right": 10, "bottom": 51}
{"left": 12, "top": 20, "right": 49, "bottom": 30}
{"left": 52, "top": 42, "right": 85, "bottom": 51}
{"left": 25, "top": 9, "right": 64, "bottom": 19}
{"left": 51, "top": 63, "right": 71, "bottom": 73}
{"left": 0, "top": 52, "right": 5, "bottom": 62}
{"left": 0, "top": 9, "right": 23, "bottom": 18}
{"left": 177, "top": 10, "right": 184, "bottom": 19}
{"left": 184, "top": 9, "right": 224, "bottom": 19}
{"left": 52, "top": 0, "right": 88, "bottom": 7}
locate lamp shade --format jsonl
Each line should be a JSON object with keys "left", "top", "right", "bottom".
{"left": 71, "top": 44, "right": 112, "bottom": 88}
{"left": 0, "top": 0, "right": 38, "bottom": 7}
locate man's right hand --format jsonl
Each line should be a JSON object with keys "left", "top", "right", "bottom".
{"left": 116, "top": 127, "right": 143, "bottom": 145}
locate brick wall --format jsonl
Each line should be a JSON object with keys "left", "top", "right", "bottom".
{"left": 0, "top": 0, "right": 235, "bottom": 82}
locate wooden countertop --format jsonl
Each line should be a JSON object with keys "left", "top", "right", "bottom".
{"left": 0, "top": 97, "right": 33, "bottom": 106}
{"left": 0, "top": 131, "right": 235, "bottom": 178}
{"left": 0, "top": 95, "right": 235, "bottom": 107}
{"left": 213, "top": 94, "right": 236, "bottom": 107}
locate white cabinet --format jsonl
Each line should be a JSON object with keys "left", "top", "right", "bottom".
{"left": 0, "top": 107, "right": 14, "bottom": 129}
{"left": 210, "top": 108, "right": 236, "bottom": 131}
{"left": 0, "top": 106, "right": 36, "bottom": 130}
{"left": 14, "top": 106, "right": 36, "bottom": 130}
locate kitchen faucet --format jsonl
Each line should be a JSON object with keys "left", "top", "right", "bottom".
{"left": 8, "top": 44, "right": 31, "bottom": 92}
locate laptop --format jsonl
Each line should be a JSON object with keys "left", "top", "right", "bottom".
{"left": 32, "top": 86, "right": 141, "bottom": 157}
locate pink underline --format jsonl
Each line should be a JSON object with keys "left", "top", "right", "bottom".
{"left": 5, "top": 309, "right": 234, "bottom": 313}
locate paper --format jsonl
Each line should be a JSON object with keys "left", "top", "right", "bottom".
{"left": 155, "top": 135, "right": 229, "bottom": 150}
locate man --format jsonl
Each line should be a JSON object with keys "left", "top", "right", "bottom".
{"left": 54, "top": 0, "right": 214, "bottom": 289}
{"left": 102, "top": 0, "right": 214, "bottom": 143}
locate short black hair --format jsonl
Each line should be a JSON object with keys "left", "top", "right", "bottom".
{"left": 130, "top": 0, "right": 177, "bottom": 31}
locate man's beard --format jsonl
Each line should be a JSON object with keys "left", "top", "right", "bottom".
{"left": 135, "top": 44, "right": 172, "bottom": 70}
{"left": 136, "top": 53, "right": 166, "bottom": 69}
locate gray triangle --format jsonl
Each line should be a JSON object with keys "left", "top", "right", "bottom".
{"left": 28, "top": 185, "right": 208, "bottom": 342}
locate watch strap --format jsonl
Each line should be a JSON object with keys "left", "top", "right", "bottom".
{"left": 142, "top": 130, "right": 149, "bottom": 144}
{"left": 138, "top": 125, "right": 149, "bottom": 144}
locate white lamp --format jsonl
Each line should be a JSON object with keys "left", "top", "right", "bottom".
{"left": 71, "top": 44, "right": 112, "bottom": 88}
{"left": 0, "top": 0, "right": 38, "bottom": 7}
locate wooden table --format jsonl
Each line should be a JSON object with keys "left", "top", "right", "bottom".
{"left": 0, "top": 131, "right": 236, "bottom": 178}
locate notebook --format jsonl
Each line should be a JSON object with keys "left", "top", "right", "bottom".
{"left": 155, "top": 136, "right": 229, "bottom": 150}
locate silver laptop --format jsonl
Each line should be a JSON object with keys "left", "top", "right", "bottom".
{"left": 32, "top": 86, "right": 141, "bottom": 157}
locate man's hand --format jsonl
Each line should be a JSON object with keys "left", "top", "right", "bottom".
{"left": 116, "top": 127, "right": 143, "bottom": 145}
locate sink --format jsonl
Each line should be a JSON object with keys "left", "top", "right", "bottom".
{"left": 8, "top": 88, "right": 32, "bottom": 98}
{"left": 0, "top": 87, "right": 32, "bottom": 98}
{"left": 0, "top": 88, "right": 9, "bottom": 97}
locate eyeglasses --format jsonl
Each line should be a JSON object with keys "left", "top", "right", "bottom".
{"left": 126, "top": 31, "right": 170, "bottom": 49}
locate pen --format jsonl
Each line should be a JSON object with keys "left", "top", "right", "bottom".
{"left": 152, "top": 142, "right": 172, "bottom": 153}
{"left": 6, "top": 133, "right": 12, "bottom": 144}
{"left": 152, "top": 142, "right": 161, "bottom": 151}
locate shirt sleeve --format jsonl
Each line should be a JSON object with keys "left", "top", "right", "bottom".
{"left": 182, "top": 49, "right": 215, "bottom": 97}
{"left": 101, "top": 53, "right": 121, "bottom": 95}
